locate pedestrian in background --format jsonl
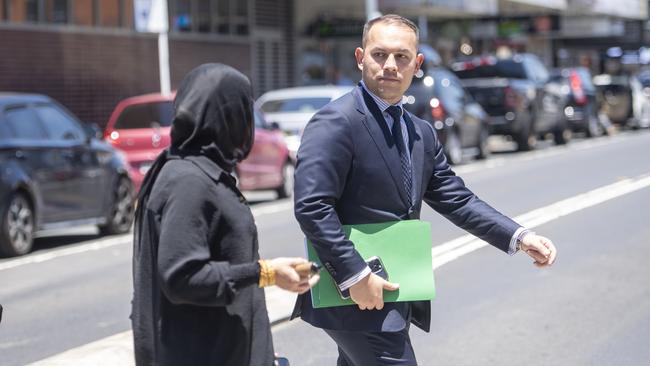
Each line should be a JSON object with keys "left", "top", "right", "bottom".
{"left": 131, "top": 63, "right": 319, "bottom": 366}
{"left": 292, "top": 14, "right": 557, "bottom": 365}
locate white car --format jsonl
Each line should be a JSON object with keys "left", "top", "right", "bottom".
{"left": 256, "top": 85, "right": 354, "bottom": 134}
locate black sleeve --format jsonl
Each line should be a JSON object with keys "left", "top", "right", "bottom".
{"left": 156, "top": 175, "right": 261, "bottom": 306}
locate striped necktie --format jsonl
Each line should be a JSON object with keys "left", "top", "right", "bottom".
{"left": 386, "top": 105, "right": 412, "bottom": 204}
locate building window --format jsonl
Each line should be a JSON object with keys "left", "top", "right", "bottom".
{"left": 45, "top": 0, "right": 68, "bottom": 23}
{"left": 170, "top": 0, "right": 248, "bottom": 36}
{"left": 172, "top": 0, "right": 191, "bottom": 32}
{"left": 26, "top": 0, "right": 39, "bottom": 22}
{"left": 1, "top": 0, "right": 6, "bottom": 21}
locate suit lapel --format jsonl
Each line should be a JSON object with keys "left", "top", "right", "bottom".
{"left": 354, "top": 87, "right": 411, "bottom": 207}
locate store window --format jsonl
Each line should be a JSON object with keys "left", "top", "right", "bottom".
{"left": 1, "top": 0, "right": 132, "bottom": 28}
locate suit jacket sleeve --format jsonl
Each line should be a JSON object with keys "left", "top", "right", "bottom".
{"left": 422, "top": 124, "right": 521, "bottom": 252}
{"left": 294, "top": 107, "right": 368, "bottom": 285}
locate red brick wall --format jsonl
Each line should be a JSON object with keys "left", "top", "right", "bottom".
{"left": 0, "top": 27, "right": 251, "bottom": 127}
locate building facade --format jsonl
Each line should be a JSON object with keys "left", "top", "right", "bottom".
{"left": 0, "top": 0, "right": 293, "bottom": 126}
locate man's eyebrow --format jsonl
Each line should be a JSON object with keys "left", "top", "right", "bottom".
{"left": 369, "top": 47, "right": 413, "bottom": 53}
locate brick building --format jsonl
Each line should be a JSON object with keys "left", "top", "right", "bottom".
{"left": 0, "top": 0, "right": 293, "bottom": 127}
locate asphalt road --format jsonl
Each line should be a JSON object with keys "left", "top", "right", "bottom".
{"left": 1, "top": 130, "right": 649, "bottom": 365}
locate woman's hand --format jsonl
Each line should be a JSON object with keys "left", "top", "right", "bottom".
{"left": 267, "top": 257, "right": 320, "bottom": 294}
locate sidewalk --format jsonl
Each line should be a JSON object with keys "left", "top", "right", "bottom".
{"left": 28, "top": 287, "right": 297, "bottom": 365}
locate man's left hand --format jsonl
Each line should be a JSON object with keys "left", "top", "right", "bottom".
{"left": 519, "top": 233, "right": 557, "bottom": 267}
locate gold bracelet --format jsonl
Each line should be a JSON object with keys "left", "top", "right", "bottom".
{"left": 258, "top": 260, "right": 276, "bottom": 288}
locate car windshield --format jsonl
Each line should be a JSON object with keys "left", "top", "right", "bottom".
{"left": 260, "top": 97, "right": 331, "bottom": 113}
{"left": 114, "top": 101, "right": 174, "bottom": 129}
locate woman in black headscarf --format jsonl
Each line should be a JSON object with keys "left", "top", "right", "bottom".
{"left": 131, "top": 63, "right": 318, "bottom": 366}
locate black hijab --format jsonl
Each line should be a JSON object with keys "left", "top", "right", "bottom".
{"left": 135, "top": 63, "right": 255, "bottom": 224}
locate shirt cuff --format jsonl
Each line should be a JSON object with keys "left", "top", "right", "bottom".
{"left": 338, "top": 266, "right": 371, "bottom": 291}
{"left": 508, "top": 227, "right": 532, "bottom": 255}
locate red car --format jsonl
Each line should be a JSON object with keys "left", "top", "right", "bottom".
{"left": 104, "top": 93, "right": 293, "bottom": 198}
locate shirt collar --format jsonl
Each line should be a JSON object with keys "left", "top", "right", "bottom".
{"left": 359, "top": 80, "right": 403, "bottom": 115}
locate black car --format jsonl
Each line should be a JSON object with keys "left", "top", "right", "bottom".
{"left": 550, "top": 67, "right": 606, "bottom": 137}
{"left": 0, "top": 93, "right": 135, "bottom": 257}
{"left": 452, "top": 53, "right": 569, "bottom": 151}
{"left": 404, "top": 45, "right": 490, "bottom": 164}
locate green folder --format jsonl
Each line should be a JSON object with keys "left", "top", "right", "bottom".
{"left": 306, "top": 219, "right": 436, "bottom": 308}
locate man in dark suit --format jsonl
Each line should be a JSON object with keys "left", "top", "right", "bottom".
{"left": 292, "top": 14, "right": 557, "bottom": 365}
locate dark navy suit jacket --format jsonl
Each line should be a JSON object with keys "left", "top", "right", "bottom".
{"left": 291, "top": 85, "right": 520, "bottom": 333}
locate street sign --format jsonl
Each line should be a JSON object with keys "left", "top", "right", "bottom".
{"left": 134, "top": 0, "right": 168, "bottom": 33}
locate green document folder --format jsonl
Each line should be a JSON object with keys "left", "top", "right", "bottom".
{"left": 306, "top": 220, "right": 436, "bottom": 308}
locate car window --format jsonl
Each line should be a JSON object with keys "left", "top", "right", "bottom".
{"left": 524, "top": 57, "right": 549, "bottom": 83}
{"left": 260, "top": 97, "right": 331, "bottom": 113}
{"left": 4, "top": 106, "right": 48, "bottom": 140}
{"left": 254, "top": 109, "right": 266, "bottom": 128}
{"left": 34, "top": 104, "right": 85, "bottom": 141}
{"left": 114, "top": 101, "right": 174, "bottom": 129}
{"left": 454, "top": 59, "right": 527, "bottom": 79}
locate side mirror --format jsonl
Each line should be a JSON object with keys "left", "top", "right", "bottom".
{"left": 83, "top": 123, "right": 103, "bottom": 141}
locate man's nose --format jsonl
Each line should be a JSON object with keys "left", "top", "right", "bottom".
{"left": 383, "top": 54, "right": 397, "bottom": 71}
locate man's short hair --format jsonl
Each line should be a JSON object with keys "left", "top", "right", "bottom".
{"left": 362, "top": 14, "right": 419, "bottom": 48}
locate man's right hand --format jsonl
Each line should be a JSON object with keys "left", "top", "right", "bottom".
{"left": 349, "top": 273, "right": 399, "bottom": 310}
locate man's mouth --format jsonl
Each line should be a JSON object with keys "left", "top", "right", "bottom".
{"left": 379, "top": 76, "right": 400, "bottom": 82}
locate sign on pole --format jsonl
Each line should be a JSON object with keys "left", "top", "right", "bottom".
{"left": 134, "top": 0, "right": 171, "bottom": 96}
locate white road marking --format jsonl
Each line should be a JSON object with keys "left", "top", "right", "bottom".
{"left": 432, "top": 174, "right": 650, "bottom": 268}
{"left": 26, "top": 172, "right": 650, "bottom": 365}
{"left": 0, "top": 200, "right": 294, "bottom": 271}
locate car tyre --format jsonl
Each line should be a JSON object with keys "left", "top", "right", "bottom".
{"left": 0, "top": 192, "right": 34, "bottom": 257}
{"left": 275, "top": 161, "right": 294, "bottom": 199}
{"left": 99, "top": 176, "right": 135, "bottom": 235}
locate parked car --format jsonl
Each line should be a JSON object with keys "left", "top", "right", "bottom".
{"left": 592, "top": 73, "right": 634, "bottom": 126}
{"left": 105, "top": 93, "right": 293, "bottom": 197}
{"left": 256, "top": 85, "right": 354, "bottom": 134}
{"left": 404, "top": 45, "right": 490, "bottom": 164}
{"left": 0, "top": 93, "right": 135, "bottom": 257}
{"left": 550, "top": 67, "right": 606, "bottom": 137}
{"left": 256, "top": 86, "right": 353, "bottom": 160}
{"left": 452, "top": 53, "right": 569, "bottom": 151}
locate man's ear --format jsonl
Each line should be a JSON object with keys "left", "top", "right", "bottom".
{"left": 415, "top": 53, "right": 424, "bottom": 72}
{"left": 355, "top": 47, "right": 364, "bottom": 71}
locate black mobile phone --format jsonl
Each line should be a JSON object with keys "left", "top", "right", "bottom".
{"left": 339, "top": 256, "right": 389, "bottom": 300}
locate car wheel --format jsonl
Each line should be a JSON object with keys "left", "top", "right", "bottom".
{"left": 476, "top": 126, "right": 491, "bottom": 160}
{"left": 516, "top": 112, "right": 536, "bottom": 151}
{"left": 99, "top": 176, "right": 135, "bottom": 235}
{"left": 444, "top": 129, "right": 463, "bottom": 165}
{"left": 0, "top": 192, "right": 34, "bottom": 257}
{"left": 275, "top": 161, "right": 294, "bottom": 199}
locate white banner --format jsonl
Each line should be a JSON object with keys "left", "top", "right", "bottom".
{"left": 134, "top": 0, "right": 168, "bottom": 33}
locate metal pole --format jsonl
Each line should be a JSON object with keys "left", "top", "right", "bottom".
{"left": 158, "top": 31, "right": 171, "bottom": 96}
{"left": 418, "top": 14, "right": 428, "bottom": 42}
{"left": 365, "top": 0, "right": 380, "bottom": 21}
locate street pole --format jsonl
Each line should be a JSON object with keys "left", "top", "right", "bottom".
{"left": 158, "top": 30, "right": 171, "bottom": 96}
{"left": 365, "top": 0, "right": 380, "bottom": 21}
{"left": 156, "top": 0, "right": 171, "bottom": 96}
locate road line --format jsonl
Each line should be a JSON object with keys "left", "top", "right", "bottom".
{"left": 0, "top": 235, "right": 131, "bottom": 271}
{"left": 0, "top": 200, "right": 294, "bottom": 271}
{"left": 26, "top": 172, "right": 650, "bottom": 365}
{"left": 432, "top": 173, "right": 650, "bottom": 268}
